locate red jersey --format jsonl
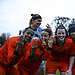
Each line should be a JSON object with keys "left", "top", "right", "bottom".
{"left": 46, "top": 37, "right": 72, "bottom": 73}
{"left": 18, "top": 39, "right": 48, "bottom": 75}
{"left": 68, "top": 37, "right": 75, "bottom": 56}
{"left": 1, "top": 36, "right": 27, "bottom": 75}
{"left": 50, "top": 37, "right": 72, "bottom": 61}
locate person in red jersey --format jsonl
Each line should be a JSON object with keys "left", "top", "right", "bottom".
{"left": 1, "top": 28, "right": 34, "bottom": 75}
{"left": 0, "top": 33, "right": 10, "bottom": 75}
{"left": 17, "top": 26, "right": 52, "bottom": 75}
{"left": 17, "top": 35, "right": 49, "bottom": 75}
{"left": 46, "top": 25, "right": 72, "bottom": 75}
{"left": 66, "top": 23, "right": 75, "bottom": 75}
{"left": 39, "top": 26, "right": 53, "bottom": 75}
{"left": 0, "top": 47, "right": 6, "bottom": 75}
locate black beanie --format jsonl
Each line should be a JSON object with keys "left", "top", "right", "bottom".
{"left": 68, "top": 24, "right": 75, "bottom": 35}
{"left": 31, "top": 14, "right": 42, "bottom": 20}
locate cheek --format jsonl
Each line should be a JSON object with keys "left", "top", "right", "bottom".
{"left": 24, "top": 34, "right": 31, "bottom": 38}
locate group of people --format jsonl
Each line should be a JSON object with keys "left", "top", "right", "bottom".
{"left": 0, "top": 14, "right": 75, "bottom": 75}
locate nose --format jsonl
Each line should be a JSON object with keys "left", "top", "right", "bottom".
{"left": 59, "top": 33, "right": 63, "bottom": 37}
{"left": 28, "top": 34, "right": 32, "bottom": 37}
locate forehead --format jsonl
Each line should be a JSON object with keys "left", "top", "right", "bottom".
{"left": 57, "top": 29, "right": 66, "bottom": 33}
{"left": 34, "top": 19, "right": 42, "bottom": 22}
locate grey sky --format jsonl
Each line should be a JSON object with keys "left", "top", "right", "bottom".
{"left": 0, "top": 0, "right": 75, "bottom": 36}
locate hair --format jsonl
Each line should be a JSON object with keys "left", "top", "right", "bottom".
{"left": 29, "top": 14, "right": 42, "bottom": 26}
{"left": 42, "top": 28, "right": 53, "bottom": 36}
{"left": 23, "top": 28, "right": 34, "bottom": 35}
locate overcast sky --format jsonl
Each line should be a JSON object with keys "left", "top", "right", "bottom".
{"left": 0, "top": 0, "right": 75, "bottom": 35}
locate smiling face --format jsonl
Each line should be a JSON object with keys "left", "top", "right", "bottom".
{"left": 56, "top": 28, "right": 66, "bottom": 42}
{"left": 41, "top": 31, "right": 49, "bottom": 41}
{"left": 23, "top": 29, "right": 34, "bottom": 42}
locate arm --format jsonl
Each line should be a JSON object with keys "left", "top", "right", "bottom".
{"left": 68, "top": 56, "right": 75, "bottom": 70}
{"left": 5, "top": 37, "right": 27, "bottom": 67}
{"left": 66, "top": 56, "right": 75, "bottom": 75}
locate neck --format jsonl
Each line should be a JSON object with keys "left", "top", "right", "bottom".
{"left": 57, "top": 39, "right": 65, "bottom": 46}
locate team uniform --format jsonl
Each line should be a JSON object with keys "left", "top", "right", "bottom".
{"left": 46, "top": 37, "right": 72, "bottom": 74}
{"left": 17, "top": 38, "right": 49, "bottom": 75}
{"left": 67, "top": 22, "right": 75, "bottom": 75}
{"left": 67, "top": 37, "right": 75, "bottom": 75}
{"left": 2, "top": 36, "right": 23, "bottom": 75}
{"left": 0, "top": 34, "right": 8, "bottom": 75}
{"left": 0, "top": 47, "right": 6, "bottom": 75}
{"left": 0, "top": 36, "right": 29, "bottom": 75}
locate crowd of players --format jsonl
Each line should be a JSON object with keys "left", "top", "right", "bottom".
{"left": 0, "top": 14, "right": 75, "bottom": 75}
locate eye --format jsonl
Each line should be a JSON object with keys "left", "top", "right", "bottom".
{"left": 26, "top": 32, "right": 30, "bottom": 34}
{"left": 62, "top": 32, "right": 65, "bottom": 35}
{"left": 31, "top": 34, "right": 34, "bottom": 36}
{"left": 43, "top": 35, "right": 48, "bottom": 37}
{"left": 38, "top": 20, "right": 42, "bottom": 22}
{"left": 58, "top": 32, "right": 61, "bottom": 35}
{"left": 26, "top": 32, "right": 33, "bottom": 36}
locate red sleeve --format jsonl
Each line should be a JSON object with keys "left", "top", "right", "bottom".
{"left": 42, "top": 46, "right": 50, "bottom": 60}
{"left": 3, "top": 37, "right": 19, "bottom": 64}
{"left": 24, "top": 43, "right": 31, "bottom": 60}
{"left": 0, "top": 47, "right": 3, "bottom": 63}
{"left": 66, "top": 37, "right": 75, "bottom": 56}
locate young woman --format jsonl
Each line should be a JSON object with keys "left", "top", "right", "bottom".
{"left": 46, "top": 25, "right": 72, "bottom": 75}
{"left": 0, "top": 28, "right": 34, "bottom": 75}
{"left": 24, "top": 14, "right": 42, "bottom": 38}
{"left": 37, "top": 27, "right": 53, "bottom": 75}
{"left": 66, "top": 23, "right": 75, "bottom": 75}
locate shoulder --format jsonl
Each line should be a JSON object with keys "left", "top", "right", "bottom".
{"left": 65, "top": 37, "right": 73, "bottom": 44}
{"left": 9, "top": 36, "right": 19, "bottom": 41}
{"left": 6, "top": 36, "right": 20, "bottom": 45}
{"left": 23, "top": 27, "right": 32, "bottom": 31}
